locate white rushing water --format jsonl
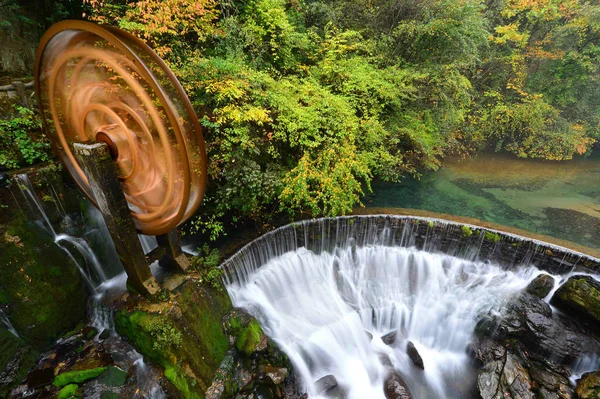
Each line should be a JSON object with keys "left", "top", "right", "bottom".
{"left": 226, "top": 241, "right": 543, "bottom": 399}
{"left": 0, "top": 309, "right": 19, "bottom": 338}
{"left": 12, "top": 173, "right": 166, "bottom": 398}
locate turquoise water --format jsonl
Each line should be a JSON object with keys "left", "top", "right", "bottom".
{"left": 364, "top": 151, "right": 600, "bottom": 251}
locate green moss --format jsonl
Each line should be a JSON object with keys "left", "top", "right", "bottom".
{"left": 115, "top": 281, "right": 231, "bottom": 399}
{"left": 461, "top": 225, "right": 473, "bottom": 238}
{"left": 484, "top": 231, "right": 500, "bottom": 243}
{"left": 0, "top": 216, "right": 87, "bottom": 349}
{"left": 54, "top": 367, "right": 107, "bottom": 387}
{"left": 236, "top": 319, "right": 264, "bottom": 355}
{"left": 165, "top": 365, "right": 204, "bottom": 399}
{"left": 57, "top": 384, "right": 79, "bottom": 399}
{"left": 555, "top": 276, "right": 600, "bottom": 323}
{"left": 428, "top": 220, "right": 435, "bottom": 228}
{"left": 100, "top": 392, "right": 119, "bottom": 399}
{"left": 99, "top": 366, "right": 127, "bottom": 387}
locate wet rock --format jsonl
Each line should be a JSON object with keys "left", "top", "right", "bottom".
{"left": 489, "top": 292, "right": 600, "bottom": 362}
{"left": 82, "top": 326, "right": 98, "bottom": 340}
{"left": 26, "top": 367, "right": 54, "bottom": 389}
{"left": 0, "top": 332, "right": 38, "bottom": 398}
{"left": 476, "top": 339, "right": 535, "bottom": 399}
{"left": 526, "top": 274, "right": 555, "bottom": 298}
{"left": 528, "top": 361, "right": 574, "bottom": 399}
{"left": 99, "top": 366, "right": 127, "bottom": 387}
{"left": 255, "top": 384, "right": 275, "bottom": 399}
{"left": 384, "top": 371, "right": 412, "bottom": 399}
{"left": 381, "top": 331, "right": 397, "bottom": 346}
{"left": 576, "top": 371, "right": 600, "bottom": 399}
{"left": 264, "top": 366, "right": 288, "bottom": 385}
{"left": 98, "top": 329, "right": 110, "bottom": 340}
{"left": 406, "top": 341, "right": 424, "bottom": 370}
{"left": 315, "top": 375, "right": 338, "bottom": 394}
{"left": 236, "top": 318, "right": 268, "bottom": 355}
{"left": 552, "top": 275, "right": 600, "bottom": 327}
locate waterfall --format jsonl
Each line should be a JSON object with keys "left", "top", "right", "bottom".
{"left": 15, "top": 174, "right": 111, "bottom": 288}
{"left": 133, "top": 354, "right": 167, "bottom": 399}
{"left": 138, "top": 234, "right": 158, "bottom": 255}
{"left": 11, "top": 173, "right": 165, "bottom": 398}
{"left": 570, "top": 354, "right": 600, "bottom": 385}
{"left": 0, "top": 309, "right": 19, "bottom": 338}
{"left": 223, "top": 217, "right": 555, "bottom": 399}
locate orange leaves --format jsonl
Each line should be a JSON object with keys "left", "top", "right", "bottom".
{"left": 85, "top": 0, "right": 221, "bottom": 58}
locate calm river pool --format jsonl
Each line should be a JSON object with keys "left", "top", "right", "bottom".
{"left": 364, "top": 151, "right": 600, "bottom": 251}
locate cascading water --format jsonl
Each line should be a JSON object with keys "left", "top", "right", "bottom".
{"left": 1, "top": 309, "right": 19, "bottom": 338}
{"left": 222, "top": 217, "right": 590, "bottom": 399}
{"left": 15, "top": 174, "right": 108, "bottom": 288}
{"left": 10, "top": 173, "right": 166, "bottom": 398}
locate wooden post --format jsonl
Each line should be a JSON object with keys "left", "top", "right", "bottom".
{"left": 157, "top": 230, "right": 190, "bottom": 272}
{"left": 73, "top": 142, "right": 160, "bottom": 296}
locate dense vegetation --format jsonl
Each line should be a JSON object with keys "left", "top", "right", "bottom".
{"left": 3, "top": 0, "right": 600, "bottom": 238}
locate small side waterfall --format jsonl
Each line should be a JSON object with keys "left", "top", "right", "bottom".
{"left": 1, "top": 309, "right": 19, "bottom": 338}
{"left": 15, "top": 174, "right": 109, "bottom": 288}
{"left": 10, "top": 173, "right": 166, "bottom": 399}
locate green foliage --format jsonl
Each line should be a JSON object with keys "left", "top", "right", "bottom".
{"left": 84, "top": 0, "right": 600, "bottom": 238}
{"left": 54, "top": 367, "right": 106, "bottom": 387}
{"left": 484, "top": 231, "right": 500, "bottom": 243}
{"left": 0, "top": 106, "right": 50, "bottom": 169}
{"left": 462, "top": 225, "right": 473, "bottom": 238}
{"left": 191, "top": 244, "right": 223, "bottom": 289}
{"left": 137, "top": 315, "right": 183, "bottom": 351}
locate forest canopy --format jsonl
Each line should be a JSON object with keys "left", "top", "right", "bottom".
{"left": 12, "top": 0, "right": 600, "bottom": 237}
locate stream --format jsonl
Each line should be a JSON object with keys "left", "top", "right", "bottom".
{"left": 364, "top": 151, "right": 600, "bottom": 250}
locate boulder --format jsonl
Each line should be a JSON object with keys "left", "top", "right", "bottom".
{"left": 264, "top": 366, "right": 288, "bottom": 385}
{"left": 475, "top": 339, "right": 535, "bottom": 399}
{"left": 26, "top": 367, "right": 54, "bottom": 389}
{"left": 484, "top": 292, "right": 600, "bottom": 362}
{"left": 381, "top": 331, "right": 397, "bottom": 346}
{"left": 315, "top": 375, "right": 338, "bottom": 394}
{"left": 526, "top": 274, "right": 555, "bottom": 298}
{"left": 384, "top": 371, "right": 413, "bottom": 399}
{"left": 552, "top": 276, "right": 600, "bottom": 327}
{"left": 406, "top": 341, "right": 424, "bottom": 370}
{"left": 528, "top": 360, "right": 574, "bottom": 399}
{"left": 576, "top": 371, "right": 600, "bottom": 399}
{"left": 0, "top": 327, "right": 38, "bottom": 397}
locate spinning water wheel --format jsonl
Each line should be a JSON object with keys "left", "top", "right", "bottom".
{"left": 35, "top": 21, "right": 207, "bottom": 293}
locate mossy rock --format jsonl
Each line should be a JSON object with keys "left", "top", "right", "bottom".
{"left": 99, "top": 366, "right": 127, "bottom": 387}
{"left": 0, "top": 326, "right": 38, "bottom": 397}
{"left": 526, "top": 274, "right": 555, "bottom": 298}
{"left": 57, "top": 384, "right": 80, "bottom": 399}
{"left": 100, "top": 391, "right": 119, "bottom": 399}
{"left": 54, "top": 367, "right": 107, "bottom": 387}
{"left": 115, "top": 280, "right": 231, "bottom": 398}
{"left": 236, "top": 319, "right": 267, "bottom": 355}
{"left": 552, "top": 275, "right": 600, "bottom": 327}
{"left": 576, "top": 371, "right": 600, "bottom": 399}
{"left": 0, "top": 216, "right": 87, "bottom": 349}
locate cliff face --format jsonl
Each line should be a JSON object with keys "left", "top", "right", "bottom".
{"left": 0, "top": 0, "right": 83, "bottom": 78}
